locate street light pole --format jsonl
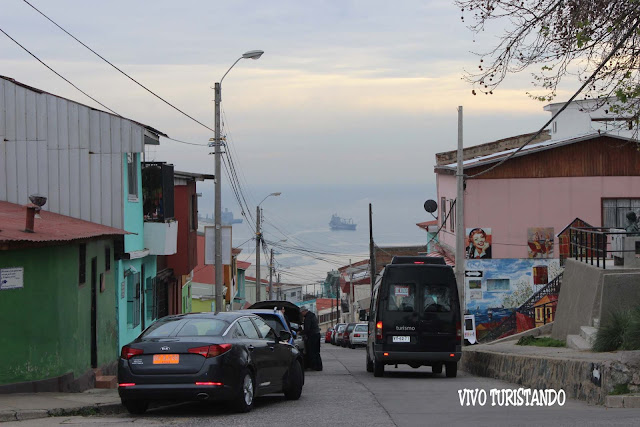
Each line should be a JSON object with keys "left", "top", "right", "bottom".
{"left": 212, "top": 50, "right": 263, "bottom": 314}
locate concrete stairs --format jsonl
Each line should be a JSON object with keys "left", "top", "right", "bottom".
{"left": 567, "top": 321, "right": 598, "bottom": 351}
{"left": 93, "top": 369, "right": 117, "bottom": 389}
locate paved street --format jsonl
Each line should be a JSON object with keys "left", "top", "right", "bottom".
{"left": 6, "top": 343, "right": 640, "bottom": 427}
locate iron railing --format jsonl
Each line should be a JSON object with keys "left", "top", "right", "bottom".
{"left": 567, "top": 227, "right": 639, "bottom": 269}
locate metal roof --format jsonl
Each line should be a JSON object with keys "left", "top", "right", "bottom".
{"left": 0, "top": 201, "right": 127, "bottom": 247}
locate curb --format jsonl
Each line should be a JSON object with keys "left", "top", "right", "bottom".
{"left": 0, "top": 402, "right": 125, "bottom": 422}
{"left": 605, "top": 395, "right": 640, "bottom": 408}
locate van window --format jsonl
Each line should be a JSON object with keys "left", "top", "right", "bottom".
{"left": 423, "top": 284, "right": 452, "bottom": 312}
{"left": 388, "top": 284, "right": 415, "bottom": 312}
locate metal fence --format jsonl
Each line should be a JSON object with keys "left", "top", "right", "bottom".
{"left": 569, "top": 227, "right": 631, "bottom": 269}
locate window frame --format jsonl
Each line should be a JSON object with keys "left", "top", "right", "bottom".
{"left": 127, "top": 153, "right": 139, "bottom": 202}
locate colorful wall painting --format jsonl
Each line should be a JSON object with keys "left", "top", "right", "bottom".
{"left": 468, "top": 279, "right": 482, "bottom": 289}
{"left": 527, "top": 227, "right": 554, "bottom": 258}
{"left": 466, "top": 228, "right": 492, "bottom": 259}
{"left": 464, "top": 258, "right": 562, "bottom": 341}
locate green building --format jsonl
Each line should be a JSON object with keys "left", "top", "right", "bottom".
{"left": 0, "top": 201, "right": 126, "bottom": 392}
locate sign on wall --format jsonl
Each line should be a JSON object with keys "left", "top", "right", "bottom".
{"left": 527, "top": 227, "right": 554, "bottom": 258}
{"left": 204, "top": 225, "right": 232, "bottom": 265}
{"left": 466, "top": 228, "right": 492, "bottom": 259}
{"left": 0, "top": 267, "right": 24, "bottom": 290}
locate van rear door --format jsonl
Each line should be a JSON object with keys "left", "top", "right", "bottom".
{"left": 380, "top": 271, "right": 420, "bottom": 351}
{"left": 416, "top": 268, "right": 460, "bottom": 353}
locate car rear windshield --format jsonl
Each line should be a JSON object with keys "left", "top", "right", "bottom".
{"left": 141, "top": 318, "right": 229, "bottom": 338}
{"left": 354, "top": 325, "right": 368, "bottom": 332}
{"left": 423, "top": 284, "right": 452, "bottom": 312}
{"left": 388, "top": 283, "right": 415, "bottom": 312}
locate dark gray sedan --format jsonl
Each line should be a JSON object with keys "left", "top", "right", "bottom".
{"left": 118, "top": 312, "right": 304, "bottom": 414}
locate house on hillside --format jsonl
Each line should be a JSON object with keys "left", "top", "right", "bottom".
{"left": 0, "top": 75, "right": 176, "bottom": 351}
{"left": 432, "top": 98, "right": 640, "bottom": 340}
{"left": 0, "top": 201, "right": 125, "bottom": 392}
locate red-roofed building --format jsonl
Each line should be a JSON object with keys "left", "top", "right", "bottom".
{"left": 0, "top": 201, "right": 126, "bottom": 392}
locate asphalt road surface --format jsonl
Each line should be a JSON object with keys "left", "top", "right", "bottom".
{"left": 8, "top": 343, "right": 640, "bottom": 426}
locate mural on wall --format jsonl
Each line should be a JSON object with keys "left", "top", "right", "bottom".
{"left": 464, "top": 258, "right": 562, "bottom": 341}
{"left": 527, "top": 227, "right": 554, "bottom": 258}
{"left": 466, "top": 228, "right": 492, "bottom": 259}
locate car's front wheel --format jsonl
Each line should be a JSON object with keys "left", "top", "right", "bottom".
{"left": 122, "top": 399, "right": 148, "bottom": 415}
{"left": 234, "top": 370, "right": 255, "bottom": 412}
{"left": 283, "top": 360, "right": 304, "bottom": 400}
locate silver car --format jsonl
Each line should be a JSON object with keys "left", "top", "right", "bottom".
{"left": 349, "top": 323, "right": 368, "bottom": 348}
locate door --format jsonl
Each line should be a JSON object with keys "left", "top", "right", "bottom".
{"left": 237, "top": 318, "right": 270, "bottom": 391}
{"left": 90, "top": 257, "right": 98, "bottom": 368}
{"left": 252, "top": 316, "right": 289, "bottom": 388}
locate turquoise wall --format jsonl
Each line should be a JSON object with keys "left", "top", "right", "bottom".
{"left": 0, "top": 240, "right": 117, "bottom": 385}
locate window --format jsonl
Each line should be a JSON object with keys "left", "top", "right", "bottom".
{"left": 423, "top": 284, "right": 452, "bottom": 312}
{"left": 176, "top": 319, "right": 228, "bottom": 336}
{"left": 252, "top": 316, "right": 276, "bottom": 340}
{"left": 603, "top": 198, "right": 640, "bottom": 228}
{"left": 257, "top": 314, "right": 287, "bottom": 335}
{"left": 486, "top": 278, "right": 510, "bottom": 292}
{"left": 449, "top": 199, "right": 455, "bottom": 232}
{"left": 354, "top": 325, "right": 368, "bottom": 332}
{"left": 441, "top": 197, "right": 447, "bottom": 229}
{"left": 238, "top": 318, "right": 260, "bottom": 339}
{"left": 141, "top": 319, "right": 181, "bottom": 338}
{"left": 79, "top": 244, "right": 86, "bottom": 285}
{"left": 145, "top": 277, "right": 157, "bottom": 321}
{"left": 105, "top": 245, "right": 111, "bottom": 272}
{"left": 127, "top": 153, "right": 139, "bottom": 200}
{"left": 190, "top": 194, "right": 198, "bottom": 231}
{"left": 387, "top": 284, "right": 415, "bottom": 312}
{"left": 127, "top": 272, "right": 141, "bottom": 328}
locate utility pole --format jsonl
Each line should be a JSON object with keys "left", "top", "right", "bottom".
{"left": 214, "top": 82, "right": 223, "bottom": 314}
{"left": 456, "top": 106, "right": 466, "bottom": 330}
{"left": 336, "top": 276, "right": 340, "bottom": 323}
{"left": 369, "top": 203, "right": 376, "bottom": 294}
{"left": 349, "top": 259, "right": 354, "bottom": 322}
{"left": 255, "top": 205, "right": 261, "bottom": 302}
{"left": 269, "top": 248, "right": 274, "bottom": 300}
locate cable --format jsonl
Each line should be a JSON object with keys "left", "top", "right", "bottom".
{"left": 21, "top": 0, "right": 216, "bottom": 134}
{"left": 466, "top": 13, "right": 640, "bottom": 180}
{"left": 0, "top": 26, "right": 119, "bottom": 115}
{"left": 162, "top": 136, "right": 208, "bottom": 147}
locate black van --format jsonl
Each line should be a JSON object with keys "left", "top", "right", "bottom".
{"left": 366, "top": 256, "right": 461, "bottom": 377}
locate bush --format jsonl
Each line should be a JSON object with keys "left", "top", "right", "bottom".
{"left": 610, "top": 383, "right": 630, "bottom": 395}
{"left": 516, "top": 335, "right": 565, "bottom": 347}
{"left": 593, "top": 310, "right": 632, "bottom": 352}
{"left": 621, "top": 306, "right": 640, "bottom": 351}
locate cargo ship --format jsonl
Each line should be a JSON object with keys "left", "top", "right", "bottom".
{"left": 329, "top": 214, "right": 357, "bottom": 230}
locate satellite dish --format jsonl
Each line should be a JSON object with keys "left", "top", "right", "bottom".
{"left": 29, "top": 194, "right": 47, "bottom": 208}
{"left": 424, "top": 199, "right": 437, "bottom": 213}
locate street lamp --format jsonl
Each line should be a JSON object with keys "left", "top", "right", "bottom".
{"left": 255, "top": 192, "right": 281, "bottom": 302}
{"left": 213, "top": 49, "right": 264, "bottom": 314}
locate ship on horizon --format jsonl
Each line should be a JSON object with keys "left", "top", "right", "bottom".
{"left": 329, "top": 214, "right": 357, "bottom": 231}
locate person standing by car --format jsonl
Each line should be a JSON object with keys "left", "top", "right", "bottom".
{"left": 301, "top": 306, "right": 323, "bottom": 371}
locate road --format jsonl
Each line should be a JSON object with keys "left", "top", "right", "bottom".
{"left": 8, "top": 343, "right": 640, "bottom": 426}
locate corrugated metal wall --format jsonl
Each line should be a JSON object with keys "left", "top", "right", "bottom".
{"left": 0, "top": 78, "right": 145, "bottom": 229}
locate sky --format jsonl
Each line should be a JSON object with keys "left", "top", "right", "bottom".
{"left": 1, "top": 0, "right": 579, "bottom": 282}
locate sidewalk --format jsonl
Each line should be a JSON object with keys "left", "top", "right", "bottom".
{"left": 462, "top": 335, "right": 640, "bottom": 407}
{"left": 0, "top": 388, "right": 123, "bottom": 422}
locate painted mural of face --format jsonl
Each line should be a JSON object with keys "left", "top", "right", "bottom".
{"left": 472, "top": 232, "right": 487, "bottom": 251}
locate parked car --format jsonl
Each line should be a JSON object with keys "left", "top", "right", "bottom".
{"left": 331, "top": 323, "right": 346, "bottom": 345}
{"left": 325, "top": 327, "right": 334, "bottom": 343}
{"left": 366, "top": 256, "right": 461, "bottom": 378}
{"left": 118, "top": 312, "right": 304, "bottom": 414}
{"left": 349, "top": 323, "right": 368, "bottom": 348}
{"left": 342, "top": 323, "right": 357, "bottom": 347}
{"left": 248, "top": 301, "right": 304, "bottom": 356}
{"left": 334, "top": 323, "right": 347, "bottom": 346}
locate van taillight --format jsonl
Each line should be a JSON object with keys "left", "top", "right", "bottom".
{"left": 121, "top": 346, "right": 143, "bottom": 359}
{"left": 456, "top": 321, "right": 462, "bottom": 340}
{"left": 414, "top": 261, "right": 424, "bottom": 264}
{"left": 376, "top": 321, "right": 383, "bottom": 341}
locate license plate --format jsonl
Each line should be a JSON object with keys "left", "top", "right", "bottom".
{"left": 153, "top": 354, "right": 179, "bottom": 364}
{"left": 393, "top": 336, "right": 410, "bottom": 343}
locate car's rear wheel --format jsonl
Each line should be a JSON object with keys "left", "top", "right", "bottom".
{"left": 445, "top": 362, "right": 457, "bottom": 378}
{"left": 284, "top": 360, "right": 304, "bottom": 400}
{"left": 122, "top": 399, "right": 148, "bottom": 415}
{"left": 432, "top": 363, "right": 443, "bottom": 374}
{"left": 373, "top": 355, "right": 384, "bottom": 377}
{"left": 234, "top": 370, "right": 255, "bottom": 413}
{"left": 366, "top": 348, "right": 374, "bottom": 372}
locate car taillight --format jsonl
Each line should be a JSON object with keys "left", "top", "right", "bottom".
{"left": 376, "top": 321, "right": 383, "bottom": 341}
{"left": 188, "top": 344, "right": 233, "bottom": 358}
{"left": 456, "top": 321, "right": 462, "bottom": 340}
{"left": 121, "top": 346, "right": 144, "bottom": 359}
{"left": 354, "top": 334, "right": 360, "bottom": 337}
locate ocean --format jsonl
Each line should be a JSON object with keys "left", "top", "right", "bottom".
{"left": 197, "top": 182, "right": 436, "bottom": 290}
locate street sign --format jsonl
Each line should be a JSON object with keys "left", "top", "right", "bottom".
{"left": 465, "top": 270, "right": 483, "bottom": 278}
{"left": 0, "top": 267, "right": 24, "bottom": 290}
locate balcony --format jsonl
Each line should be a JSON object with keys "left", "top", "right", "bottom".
{"left": 142, "top": 162, "right": 175, "bottom": 222}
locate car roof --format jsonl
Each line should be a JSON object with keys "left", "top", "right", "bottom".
{"left": 159, "top": 311, "right": 247, "bottom": 322}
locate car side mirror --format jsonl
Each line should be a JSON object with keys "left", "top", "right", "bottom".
{"left": 279, "top": 330, "right": 292, "bottom": 342}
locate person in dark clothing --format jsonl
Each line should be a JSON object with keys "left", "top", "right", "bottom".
{"left": 301, "top": 306, "right": 323, "bottom": 371}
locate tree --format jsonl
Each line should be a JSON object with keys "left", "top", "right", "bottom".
{"left": 457, "top": 0, "right": 640, "bottom": 122}
{"left": 502, "top": 277, "right": 533, "bottom": 308}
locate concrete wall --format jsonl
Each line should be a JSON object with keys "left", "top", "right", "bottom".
{"left": 552, "top": 259, "right": 640, "bottom": 340}
{"left": 0, "top": 240, "right": 117, "bottom": 387}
